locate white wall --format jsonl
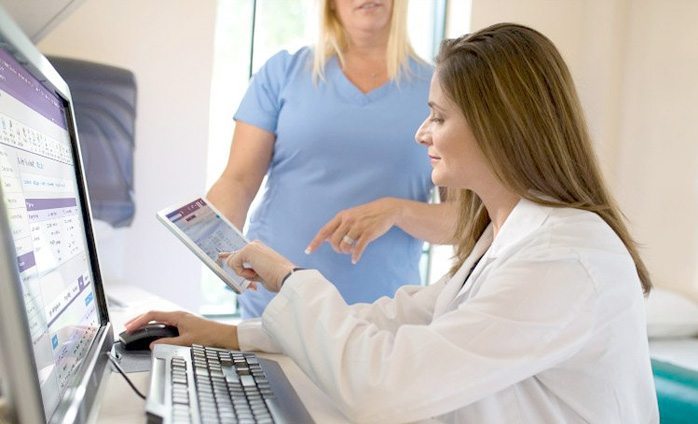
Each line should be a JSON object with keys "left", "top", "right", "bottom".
{"left": 38, "top": 0, "right": 218, "bottom": 310}
{"left": 614, "top": 0, "right": 698, "bottom": 300}
{"left": 469, "top": 0, "right": 698, "bottom": 301}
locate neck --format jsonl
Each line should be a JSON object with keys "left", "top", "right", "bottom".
{"left": 345, "top": 29, "right": 389, "bottom": 60}
{"left": 477, "top": 184, "right": 521, "bottom": 239}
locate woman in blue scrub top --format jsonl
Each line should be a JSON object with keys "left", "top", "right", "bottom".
{"left": 207, "top": 0, "right": 457, "bottom": 318}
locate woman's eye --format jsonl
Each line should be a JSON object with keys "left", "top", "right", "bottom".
{"left": 430, "top": 116, "right": 443, "bottom": 123}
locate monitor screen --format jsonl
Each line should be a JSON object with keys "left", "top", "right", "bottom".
{"left": 0, "top": 46, "right": 100, "bottom": 418}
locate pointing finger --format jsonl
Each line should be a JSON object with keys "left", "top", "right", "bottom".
{"left": 306, "top": 219, "right": 340, "bottom": 254}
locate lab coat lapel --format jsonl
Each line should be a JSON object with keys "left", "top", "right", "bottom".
{"left": 432, "top": 225, "right": 493, "bottom": 318}
{"left": 484, "top": 198, "right": 553, "bottom": 260}
{"left": 448, "top": 198, "right": 554, "bottom": 307}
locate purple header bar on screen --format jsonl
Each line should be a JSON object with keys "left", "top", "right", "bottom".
{"left": 0, "top": 48, "right": 67, "bottom": 130}
{"left": 17, "top": 251, "right": 36, "bottom": 272}
{"left": 166, "top": 198, "right": 207, "bottom": 222}
{"left": 25, "top": 197, "right": 77, "bottom": 211}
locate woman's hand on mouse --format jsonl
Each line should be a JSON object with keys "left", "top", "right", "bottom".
{"left": 124, "top": 310, "right": 239, "bottom": 350}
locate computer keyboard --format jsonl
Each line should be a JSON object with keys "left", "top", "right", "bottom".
{"left": 146, "top": 344, "right": 313, "bottom": 424}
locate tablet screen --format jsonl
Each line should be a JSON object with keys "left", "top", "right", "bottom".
{"left": 160, "top": 198, "right": 249, "bottom": 292}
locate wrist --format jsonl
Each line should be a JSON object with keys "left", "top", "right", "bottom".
{"left": 222, "top": 324, "right": 238, "bottom": 350}
{"left": 389, "top": 197, "right": 407, "bottom": 228}
{"left": 278, "top": 266, "right": 305, "bottom": 290}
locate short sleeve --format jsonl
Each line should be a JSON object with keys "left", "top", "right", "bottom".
{"left": 233, "top": 50, "right": 292, "bottom": 134}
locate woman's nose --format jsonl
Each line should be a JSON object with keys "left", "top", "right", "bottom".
{"left": 415, "top": 120, "right": 430, "bottom": 145}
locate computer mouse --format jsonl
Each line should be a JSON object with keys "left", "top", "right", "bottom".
{"left": 118, "top": 323, "right": 179, "bottom": 351}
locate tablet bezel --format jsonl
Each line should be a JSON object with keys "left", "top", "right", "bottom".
{"left": 156, "top": 197, "right": 250, "bottom": 294}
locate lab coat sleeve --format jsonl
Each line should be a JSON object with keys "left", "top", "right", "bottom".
{"left": 261, "top": 254, "right": 598, "bottom": 423}
{"left": 237, "top": 318, "right": 282, "bottom": 353}
{"left": 238, "top": 273, "right": 446, "bottom": 352}
{"left": 345, "top": 274, "right": 448, "bottom": 332}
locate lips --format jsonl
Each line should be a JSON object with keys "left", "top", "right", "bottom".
{"left": 357, "top": 1, "right": 381, "bottom": 10}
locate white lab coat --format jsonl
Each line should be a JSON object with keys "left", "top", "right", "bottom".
{"left": 238, "top": 199, "right": 659, "bottom": 423}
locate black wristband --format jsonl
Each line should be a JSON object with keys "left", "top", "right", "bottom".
{"left": 280, "top": 267, "right": 306, "bottom": 288}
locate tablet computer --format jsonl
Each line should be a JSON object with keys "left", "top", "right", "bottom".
{"left": 157, "top": 197, "right": 252, "bottom": 294}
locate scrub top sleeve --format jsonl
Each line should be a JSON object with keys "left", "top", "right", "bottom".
{"left": 233, "top": 50, "right": 292, "bottom": 134}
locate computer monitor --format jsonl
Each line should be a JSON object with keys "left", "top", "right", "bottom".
{"left": 0, "top": 5, "right": 114, "bottom": 423}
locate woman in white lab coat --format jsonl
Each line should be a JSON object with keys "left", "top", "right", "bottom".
{"left": 127, "top": 23, "right": 659, "bottom": 422}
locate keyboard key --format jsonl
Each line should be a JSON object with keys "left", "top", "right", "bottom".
{"left": 239, "top": 375, "right": 255, "bottom": 387}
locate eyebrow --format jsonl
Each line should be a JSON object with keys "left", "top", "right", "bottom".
{"left": 428, "top": 101, "right": 446, "bottom": 112}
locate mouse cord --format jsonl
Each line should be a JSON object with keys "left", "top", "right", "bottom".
{"left": 108, "top": 352, "right": 146, "bottom": 400}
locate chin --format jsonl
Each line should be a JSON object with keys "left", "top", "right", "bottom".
{"left": 431, "top": 171, "right": 465, "bottom": 190}
{"left": 431, "top": 171, "right": 447, "bottom": 187}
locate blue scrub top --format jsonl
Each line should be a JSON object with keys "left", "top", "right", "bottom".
{"left": 234, "top": 47, "right": 433, "bottom": 318}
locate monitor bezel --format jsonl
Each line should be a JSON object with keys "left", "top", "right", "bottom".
{"left": 0, "top": 5, "right": 114, "bottom": 423}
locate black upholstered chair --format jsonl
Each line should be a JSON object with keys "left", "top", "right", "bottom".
{"left": 49, "top": 56, "right": 136, "bottom": 227}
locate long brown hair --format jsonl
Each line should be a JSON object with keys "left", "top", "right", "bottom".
{"left": 438, "top": 23, "right": 651, "bottom": 294}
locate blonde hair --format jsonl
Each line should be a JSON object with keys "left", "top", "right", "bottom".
{"left": 313, "top": 0, "right": 417, "bottom": 82}
{"left": 437, "top": 23, "right": 651, "bottom": 294}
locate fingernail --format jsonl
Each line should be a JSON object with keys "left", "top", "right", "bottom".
{"left": 352, "top": 259, "right": 357, "bottom": 265}
{"left": 304, "top": 248, "right": 310, "bottom": 255}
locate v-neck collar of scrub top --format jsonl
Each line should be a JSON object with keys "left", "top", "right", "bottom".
{"left": 329, "top": 56, "right": 394, "bottom": 106}
{"left": 435, "top": 198, "right": 556, "bottom": 316}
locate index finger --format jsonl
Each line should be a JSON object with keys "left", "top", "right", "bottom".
{"left": 306, "top": 218, "right": 341, "bottom": 254}
{"left": 218, "top": 251, "right": 232, "bottom": 259}
{"left": 224, "top": 249, "right": 257, "bottom": 279}
{"left": 124, "top": 310, "right": 179, "bottom": 333}
{"left": 216, "top": 251, "right": 232, "bottom": 265}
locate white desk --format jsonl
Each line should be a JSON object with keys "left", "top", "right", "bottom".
{"left": 97, "top": 353, "right": 345, "bottom": 423}
{"left": 97, "top": 285, "right": 345, "bottom": 422}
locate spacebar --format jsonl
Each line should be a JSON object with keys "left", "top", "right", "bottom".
{"left": 148, "top": 357, "right": 166, "bottom": 404}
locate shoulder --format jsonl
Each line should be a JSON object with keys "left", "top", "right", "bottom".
{"left": 513, "top": 206, "right": 639, "bottom": 294}
{"left": 402, "top": 56, "right": 433, "bottom": 83}
{"left": 255, "top": 46, "right": 313, "bottom": 80}
{"left": 408, "top": 56, "right": 434, "bottom": 78}
{"left": 511, "top": 206, "right": 629, "bottom": 264}
{"left": 544, "top": 207, "right": 628, "bottom": 256}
